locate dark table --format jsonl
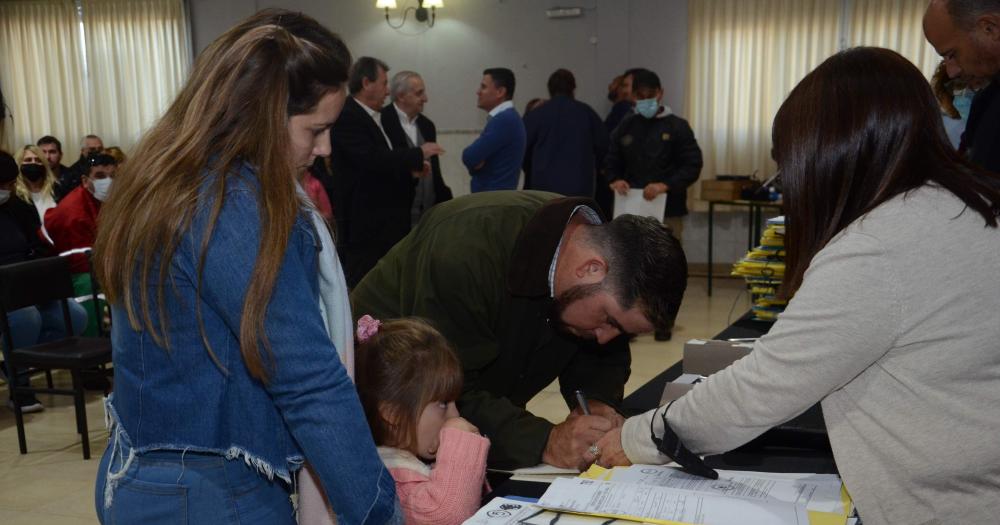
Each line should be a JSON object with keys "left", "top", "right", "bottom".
{"left": 489, "top": 311, "right": 837, "bottom": 501}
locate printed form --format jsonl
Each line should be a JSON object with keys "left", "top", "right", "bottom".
{"left": 537, "top": 478, "right": 810, "bottom": 525}
{"left": 606, "top": 465, "right": 845, "bottom": 514}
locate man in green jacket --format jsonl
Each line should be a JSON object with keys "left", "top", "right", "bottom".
{"left": 351, "top": 190, "right": 687, "bottom": 469}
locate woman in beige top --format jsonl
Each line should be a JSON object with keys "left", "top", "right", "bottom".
{"left": 597, "top": 47, "right": 1000, "bottom": 525}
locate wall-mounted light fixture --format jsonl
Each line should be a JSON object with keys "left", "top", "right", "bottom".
{"left": 377, "top": 0, "right": 443, "bottom": 29}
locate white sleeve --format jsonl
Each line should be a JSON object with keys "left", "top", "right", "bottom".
{"left": 623, "top": 231, "right": 902, "bottom": 461}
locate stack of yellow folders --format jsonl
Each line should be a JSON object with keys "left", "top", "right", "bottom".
{"left": 731, "top": 216, "right": 787, "bottom": 321}
{"left": 464, "top": 464, "right": 856, "bottom": 525}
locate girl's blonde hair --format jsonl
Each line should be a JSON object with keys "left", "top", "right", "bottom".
{"left": 93, "top": 9, "right": 352, "bottom": 382}
{"left": 14, "top": 145, "right": 56, "bottom": 202}
{"left": 354, "top": 318, "right": 463, "bottom": 453}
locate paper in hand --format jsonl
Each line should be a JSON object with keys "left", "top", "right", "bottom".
{"left": 613, "top": 188, "right": 667, "bottom": 220}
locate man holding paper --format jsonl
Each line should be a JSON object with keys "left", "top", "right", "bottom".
{"left": 605, "top": 68, "right": 703, "bottom": 242}
{"left": 605, "top": 69, "right": 701, "bottom": 341}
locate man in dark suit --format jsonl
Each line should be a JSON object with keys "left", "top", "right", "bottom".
{"left": 924, "top": 0, "right": 1000, "bottom": 173}
{"left": 329, "top": 57, "right": 444, "bottom": 286}
{"left": 381, "top": 70, "right": 453, "bottom": 227}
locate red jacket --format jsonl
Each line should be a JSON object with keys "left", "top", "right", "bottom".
{"left": 43, "top": 185, "right": 101, "bottom": 273}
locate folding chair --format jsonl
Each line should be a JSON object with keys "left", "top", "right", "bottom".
{"left": 0, "top": 256, "right": 113, "bottom": 459}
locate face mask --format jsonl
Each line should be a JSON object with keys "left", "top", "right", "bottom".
{"left": 953, "top": 90, "right": 974, "bottom": 121}
{"left": 0, "top": 190, "right": 9, "bottom": 205}
{"left": 91, "top": 177, "right": 112, "bottom": 202}
{"left": 20, "top": 163, "right": 45, "bottom": 183}
{"left": 635, "top": 98, "right": 660, "bottom": 119}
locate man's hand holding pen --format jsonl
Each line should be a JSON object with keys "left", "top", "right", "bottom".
{"left": 542, "top": 391, "right": 626, "bottom": 470}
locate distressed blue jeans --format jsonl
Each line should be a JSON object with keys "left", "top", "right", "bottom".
{"left": 95, "top": 441, "right": 297, "bottom": 525}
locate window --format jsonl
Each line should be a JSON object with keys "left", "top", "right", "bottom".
{"left": 686, "top": 0, "right": 940, "bottom": 202}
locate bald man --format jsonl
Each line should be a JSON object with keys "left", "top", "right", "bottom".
{"left": 924, "top": 0, "right": 1000, "bottom": 171}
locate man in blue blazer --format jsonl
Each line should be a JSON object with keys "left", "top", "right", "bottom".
{"left": 462, "top": 68, "right": 526, "bottom": 192}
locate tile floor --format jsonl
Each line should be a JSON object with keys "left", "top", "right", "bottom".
{"left": 0, "top": 276, "right": 749, "bottom": 524}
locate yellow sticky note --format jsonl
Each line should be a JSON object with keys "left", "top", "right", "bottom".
{"left": 807, "top": 484, "right": 854, "bottom": 525}
{"left": 579, "top": 464, "right": 607, "bottom": 479}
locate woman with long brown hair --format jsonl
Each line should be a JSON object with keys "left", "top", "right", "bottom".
{"left": 599, "top": 47, "right": 1000, "bottom": 525}
{"left": 92, "top": 10, "right": 399, "bottom": 524}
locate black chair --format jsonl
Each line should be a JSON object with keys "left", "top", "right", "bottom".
{"left": 0, "top": 256, "right": 113, "bottom": 459}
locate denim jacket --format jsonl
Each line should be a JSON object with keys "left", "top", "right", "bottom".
{"left": 104, "top": 165, "right": 399, "bottom": 523}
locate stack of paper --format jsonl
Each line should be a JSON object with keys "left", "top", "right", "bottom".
{"left": 466, "top": 464, "right": 855, "bottom": 525}
{"left": 488, "top": 463, "right": 580, "bottom": 483}
{"left": 731, "top": 216, "right": 787, "bottom": 321}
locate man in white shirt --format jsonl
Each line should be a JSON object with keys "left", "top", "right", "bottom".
{"left": 329, "top": 57, "right": 444, "bottom": 286}
{"left": 380, "top": 71, "right": 453, "bottom": 228}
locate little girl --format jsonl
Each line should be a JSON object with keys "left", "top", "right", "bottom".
{"left": 299, "top": 316, "right": 490, "bottom": 525}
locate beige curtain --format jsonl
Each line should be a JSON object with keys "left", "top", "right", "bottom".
{"left": 687, "top": 0, "right": 940, "bottom": 204}
{"left": 0, "top": 0, "right": 190, "bottom": 153}
{"left": 82, "top": 0, "right": 191, "bottom": 150}
{"left": 686, "top": 0, "right": 841, "bottom": 198}
{"left": 0, "top": 0, "right": 87, "bottom": 153}
{"left": 847, "top": 0, "right": 940, "bottom": 77}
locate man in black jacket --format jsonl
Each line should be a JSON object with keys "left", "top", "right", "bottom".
{"left": 523, "top": 68, "right": 609, "bottom": 199}
{"left": 37, "top": 136, "right": 73, "bottom": 200}
{"left": 381, "top": 70, "right": 453, "bottom": 227}
{"left": 924, "top": 0, "right": 1000, "bottom": 172}
{"left": 329, "top": 57, "right": 444, "bottom": 286}
{"left": 65, "top": 134, "right": 104, "bottom": 193}
{"left": 605, "top": 70, "right": 703, "bottom": 236}
{"left": 605, "top": 69, "right": 702, "bottom": 341}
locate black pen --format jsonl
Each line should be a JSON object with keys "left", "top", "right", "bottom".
{"left": 574, "top": 390, "right": 591, "bottom": 415}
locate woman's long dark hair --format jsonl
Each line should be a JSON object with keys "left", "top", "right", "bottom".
{"left": 773, "top": 47, "right": 1000, "bottom": 298}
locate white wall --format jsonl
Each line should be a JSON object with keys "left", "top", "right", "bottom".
{"left": 187, "top": 0, "right": 757, "bottom": 267}
{"left": 189, "top": 0, "right": 688, "bottom": 124}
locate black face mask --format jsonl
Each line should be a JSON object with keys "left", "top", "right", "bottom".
{"left": 20, "top": 163, "right": 45, "bottom": 183}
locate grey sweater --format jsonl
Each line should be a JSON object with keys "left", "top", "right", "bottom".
{"left": 622, "top": 185, "right": 1000, "bottom": 525}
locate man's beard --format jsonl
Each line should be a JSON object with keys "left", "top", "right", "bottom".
{"left": 547, "top": 282, "right": 603, "bottom": 338}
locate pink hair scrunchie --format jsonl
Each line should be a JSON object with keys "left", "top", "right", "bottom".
{"left": 356, "top": 315, "right": 381, "bottom": 343}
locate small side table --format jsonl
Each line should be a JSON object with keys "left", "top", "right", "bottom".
{"left": 706, "top": 199, "right": 783, "bottom": 295}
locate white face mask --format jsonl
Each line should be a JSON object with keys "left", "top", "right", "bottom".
{"left": 0, "top": 189, "right": 9, "bottom": 205}
{"left": 91, "top": 178, "right": 112, "bottom": 202}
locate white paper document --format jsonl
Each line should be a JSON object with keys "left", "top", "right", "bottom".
{"left": 488, "top": 463, "right": 580, "bottom": 483}
{"left": 606, "top": 465, "right": 845, "bottom": 514}
{"left": 463, "top": 497, "right": 618, "bottom": 525}
{"left": 538, "top": 477, "right": 810, "bottom": 525}
{"left": 613, "top": 189, "right": 667, "bottom": 220}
